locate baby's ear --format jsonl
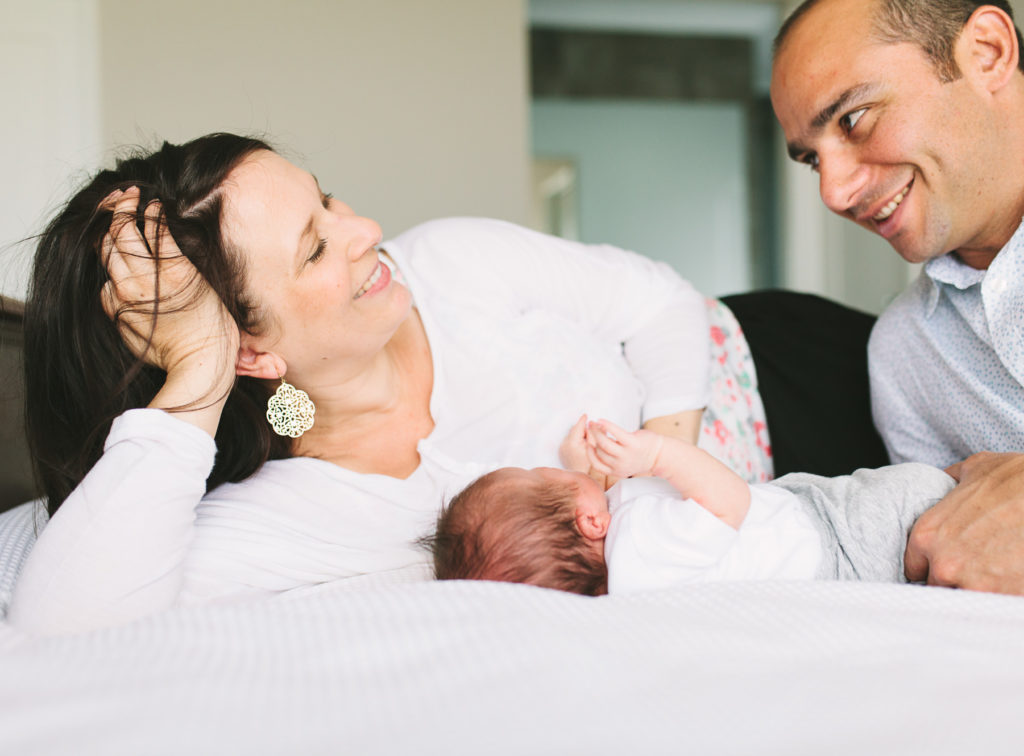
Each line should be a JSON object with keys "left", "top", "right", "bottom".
{"left": 575, "top": 509, "right": 610, "bottom": 541}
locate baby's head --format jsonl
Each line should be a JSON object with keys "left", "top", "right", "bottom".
{"left": 431, "top": 467, "right": 611, "bottom": 595}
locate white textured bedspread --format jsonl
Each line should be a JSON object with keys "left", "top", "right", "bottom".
{"left": 1, "top": 577, "right": 1023, "bottom": 755}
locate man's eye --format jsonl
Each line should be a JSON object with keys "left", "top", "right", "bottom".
{"left": 840, "top": 108, "right": 867, "bottom": 133}
{"left": 804, "top": 154, "right": 820, "bottom": 172}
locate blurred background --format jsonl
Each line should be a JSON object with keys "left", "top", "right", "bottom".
{"left": 5, "top": 0, "right": 1022, "bottom": 313}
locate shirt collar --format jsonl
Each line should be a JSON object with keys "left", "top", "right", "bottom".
{"left": 920, "top": 217, "right": 1024, "bottom": 315}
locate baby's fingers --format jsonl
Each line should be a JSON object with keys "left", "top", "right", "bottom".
{"left": 596, "top": 418, "right": 632, "bottom": 441}
{"left": 590, "top": 438, "right": 626, "bottom": 471}
{"left": 567, "top": 414, "right": 587, "bottom": 443}
{"left": 586, "top": 444, "right": 613, "bottom": 476}
{"left": 588, "top": 422, "right": 625, "bottom": 456}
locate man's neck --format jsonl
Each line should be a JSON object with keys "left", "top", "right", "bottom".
{"left": 954, "top": 194, "right": 1024, "bottom": 270}
{"left": 955, "top": 249, "right": 1000, "bottom": 270}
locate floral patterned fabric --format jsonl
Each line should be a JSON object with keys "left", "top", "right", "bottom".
{"left": 697, "top": 298, "right": 774, "bottom": 483}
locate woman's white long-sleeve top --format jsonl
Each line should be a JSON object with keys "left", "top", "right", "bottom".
{"left": 10, "top": 218, "right": 709, "bottom": 633}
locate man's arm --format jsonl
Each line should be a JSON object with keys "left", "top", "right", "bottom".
{"left": 905, "top": 452, "right": 1024, "bottom": 593}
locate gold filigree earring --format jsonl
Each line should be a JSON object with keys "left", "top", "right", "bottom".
{"left": 266, "top": 376, "right": 316, "bottom": 438}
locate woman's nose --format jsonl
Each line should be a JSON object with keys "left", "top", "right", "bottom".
{"left": 338, "top": 214, "right": 384, "bottom": 259}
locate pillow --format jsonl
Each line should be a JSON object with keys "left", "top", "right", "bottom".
{"left": 0, "top": 501, "right": 46, "bottom": 620}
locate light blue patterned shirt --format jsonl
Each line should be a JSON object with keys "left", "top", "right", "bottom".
{"left": 869, "top": 219, "right": 1024, "bottom": 467}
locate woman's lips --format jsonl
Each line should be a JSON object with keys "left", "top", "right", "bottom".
{"left": 353, "top": 257, "right": 391, "bottom": 300}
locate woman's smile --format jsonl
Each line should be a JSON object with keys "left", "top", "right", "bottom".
{"left": 354, "top": 257, "right": 390, "bottom": 300}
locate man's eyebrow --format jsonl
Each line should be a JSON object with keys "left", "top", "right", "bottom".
{"left": 786, "top": 83, "right": 879, "bottom": 161}
{"left": 811, "top": 83, "right": 877, "bottom": 130}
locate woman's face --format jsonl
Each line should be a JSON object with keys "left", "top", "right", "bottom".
{"left": 221, "top": 151, "right": 411, "bottom": 383}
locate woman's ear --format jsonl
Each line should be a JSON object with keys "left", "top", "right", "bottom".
{"left": 575, "top": 508, "right": 610, "bottom": 541}
{"left": 958, "top": 5, "right": 1020, "bottom": 93}
{"left": 235, "top": 334, "right": 286, "bottom": 380}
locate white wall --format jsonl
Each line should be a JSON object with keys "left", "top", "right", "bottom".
{"left": 99, "top": 0, "right": 530, "bottom": 239}
{"left": 0, "top": 0, "right": 102, "bottom": 302}
{"left": 1, "top": 0, "right": 531, "bottom": 302}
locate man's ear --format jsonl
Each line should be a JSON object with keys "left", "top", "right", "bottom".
{"left": 235, "top": 335, "right": 286, "bottom": 380}
{"left": 958, "top": 5, "right": 1020, "bottom": 93}
{"left": 575, "top": 508, "right": 610, "bottom": 541}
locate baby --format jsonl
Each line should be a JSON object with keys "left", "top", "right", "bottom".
{"left": 429, "top": 417, "right": 955, "bottom": 595}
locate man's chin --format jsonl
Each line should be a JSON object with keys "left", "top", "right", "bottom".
{"left": 886, "top": 235, "right": 944, "bottom": 265}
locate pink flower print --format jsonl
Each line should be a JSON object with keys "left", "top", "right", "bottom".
{"left": 753, "top": 421, "right": 769, "bottom": 450}
{"left": 710, "top": 326, "right": 726, "bottom": 347}
{"left": 713, "top": 419, "right": 731, "bottom": 445}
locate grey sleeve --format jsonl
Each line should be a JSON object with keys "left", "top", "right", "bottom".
{"left": 769, "top": 463, "right": 955, "bottom": 582}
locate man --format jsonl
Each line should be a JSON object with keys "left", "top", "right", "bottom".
{"left": 770, "top": 0, "right": 1024, "bottom": 593}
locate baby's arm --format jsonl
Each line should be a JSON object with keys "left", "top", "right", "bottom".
{"left": 587, "top": 419, "right": 750, "bottom": 529}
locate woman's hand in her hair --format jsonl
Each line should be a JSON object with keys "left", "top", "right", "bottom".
{"left": 99, "top": 187, "right": 239, "bottom": 434}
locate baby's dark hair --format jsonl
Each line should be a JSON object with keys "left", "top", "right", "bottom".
{"left": 429, "top": 470, "right": 608, "bottom": 596}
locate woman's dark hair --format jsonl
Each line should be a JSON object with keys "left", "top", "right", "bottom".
{"left": 25, "top": 132, "right": 292, "bottom": 516}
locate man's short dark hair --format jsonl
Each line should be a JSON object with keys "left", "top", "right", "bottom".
{"left": 775, "top": 0, "right": 1024, "bottom": 82}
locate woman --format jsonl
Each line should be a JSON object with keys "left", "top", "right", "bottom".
{"left": 9, "top": 133, "right": 885, "bottom": 634}
{"left": 7, "top": 134, "right": 728, "bottom": 632}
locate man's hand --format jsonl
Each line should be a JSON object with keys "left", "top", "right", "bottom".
{"left": 905, "top": 452, "right": 1024, "bottom": 594}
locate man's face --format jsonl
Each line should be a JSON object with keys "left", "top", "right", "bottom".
{"left": 770, "top": 0, "right": 1006, "bottom": 266}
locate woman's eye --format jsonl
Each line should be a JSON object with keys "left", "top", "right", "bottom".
{"left": 321, "top": 192, "right": 333, "bottom": 210}
{"left": 840, "top": 108, "right": 867, "bottom": 133}
{"left": 309, "top": 238, "right": 327, "bottom": 264}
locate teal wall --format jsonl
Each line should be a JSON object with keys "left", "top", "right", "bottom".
{"left": 532, "top": 99, "right": 752, "bottom": 297}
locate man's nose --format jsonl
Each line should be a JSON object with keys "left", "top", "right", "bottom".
{"left": 818, "top": 148, "right": 868, "bottom": 216}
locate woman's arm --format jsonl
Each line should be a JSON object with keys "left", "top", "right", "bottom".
{"left": 385, "top": 219, "right": 711, "bottom": 425}
{"left": 587, "top": 420, "right": 750, "bottom": 529}
{"left": 643, "top": 410, "right": 702, "bottom": 447}
{"left": 8, "top": 410, "right": 216, "bottom": 634}
{"left": 10, "top": 190, "right": 240, "bottom": 634}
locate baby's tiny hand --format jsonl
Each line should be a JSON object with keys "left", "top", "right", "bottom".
{"left": 559, "top": 414, "right": 591, "bottom": 473}
{"left": 586, "top": 420, "right": 663, "bottom": 479}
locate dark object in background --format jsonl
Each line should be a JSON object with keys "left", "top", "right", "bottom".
{"left": 0, "top": 297, "right": 39, "bottom": 512}
{"left": 721, "top": 289, "right": 890, "bottom": 478}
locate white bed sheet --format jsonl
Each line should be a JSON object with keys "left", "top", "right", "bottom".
{"left": 1, "top": 576, "right": 1022, "bottom": 755}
